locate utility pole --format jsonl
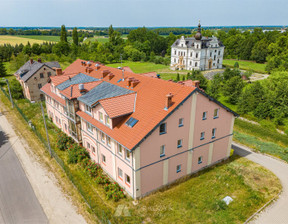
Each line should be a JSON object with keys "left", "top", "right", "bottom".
{"left": 4, "top": 79, "right": 14, "bottom": 108}
{"left": 40, "top": 102, "right": 52, "bottom": 158}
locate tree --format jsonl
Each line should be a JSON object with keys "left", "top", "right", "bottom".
{"left": 0, "top": 60, "right": 7, "bottom": 77}
{"left": 72, "top": 27, "right": 78, "bottom": 46}
{"left": 176, "top": 73, "right": 180, "bottom": 81}
{"left": 251, "top": 38, "right": 269, "bottom": 63}
{"left": 60, "top": 25, "right": 67, "bottom": 42}
{"left": 234, "top": 62, "right": 239, "bottom": 68}
{"left": 10, "top": 79, "right": 24, "bottom": 99}
{"left": 207, "top": 73, "right": 222, "bottom": 99}
{"left": 222, "top": 76, "right": 245, "bottom": 104}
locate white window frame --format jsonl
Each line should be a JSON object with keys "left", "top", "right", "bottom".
{"left": 118, "top": 168, "right": 123, "bottom": 179}
{"left": 87, "top": 142, "right": 90, "bottom": 149}
{"left": 214, "top": 108, "right": 219, "bottom": 119}
{"left": 212, "top": 128, "right": 216, "bottom": 139}
{"left": 105, "top": 115, "right": 110, "bottom": 126}
{"left": 106, "top": 136, "right": 111, "bottom": 147}
{"left": 160, "top": 145, "right": 165, "bottom": 157}
{"left": 179, "top": 118, "right": 184, "bottom": 127}
{"left": 200, "top": 132, "right": 205, "bottom": 140}
{"left": 85, "top": 105, "right": 92, "bottom": 114}
{"left": 125, "top": 149, "right": 131, "bottom": 161}
{"left": 125, "top": 174, "right": 131, "bottom": 185}
{"left": 177, "top": 139, "right": 183, "bottom": 148}
{"left": 176, "top": 165, "right": 181, "bottom": 173}
{"left": 101, "top": 132, "right": 105, "bottom": 143}
{"left": 118, "top": 144, "right": 123, "bottom": 155}
{"left": 87, "top": 122, "right": 93, "bottom": 133}
{"left": 99, "top": 112, "right": 103, "bottom": 122}
{"left": 202, "top": 111, "right": 207, "bottom": 120}
{"left": 102, "top": 154, "right": 106, "bottom": 164}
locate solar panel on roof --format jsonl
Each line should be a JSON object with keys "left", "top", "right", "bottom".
{"left": 117, "top": 79, "right": 122, "bottom": 83}
{"left": 126, "top": 117, "right": 138, "bottom": 127}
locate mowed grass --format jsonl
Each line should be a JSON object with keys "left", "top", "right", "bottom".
{"left": 106, "top": 61, "right": 169, "bottom": 73}
{"left": 16, "top": 35, "right": 63, "bottom": 42}
{"left": 130, "top": 156, "right": 280, "bottom": 223}
{"left": 84, "top": 36, "right": 109, "bottom": 44}
{"left": 223, "top": 59, "right": 266, "bottom": 73}
{"left": 0, "top": 81, "right": 282, "bottom": 223}
{"left": 0, "top": 35, "right": 50, "bottom": 45}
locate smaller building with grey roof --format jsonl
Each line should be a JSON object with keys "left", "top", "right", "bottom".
{"left": 14, "top": 58, "right": 61, "bottom": 102}
{"left": 170, "top": 22, "right": 225, "bottom": 71}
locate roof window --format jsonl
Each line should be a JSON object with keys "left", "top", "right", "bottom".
{"left": 126, "top": 117, "right": 138, "bottom": 127}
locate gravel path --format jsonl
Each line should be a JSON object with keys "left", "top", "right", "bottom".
{"left": 233, "top": 142, "right": 288, "bottom": 224}
{"left": 0, "top": 111, "right": 87, "bottom": 224}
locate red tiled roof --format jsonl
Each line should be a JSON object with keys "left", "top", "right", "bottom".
{"left": 50, "top": 73, "right": 78, "bottom": 86}
{"left": 122, "top": 66, "right": 134, "bottom": 73}
{"left": 65, "top": 59, "right": 195, "bottom": 150}
{"left": 41, "top": 83, "right": 66, "bottom": 106}
{"left": 99, "top": 93, "right": 136, "bottom": 118}
{"left": 139, "top": 72, "right": 158, "bottom": 78}
{"left": 60, "top": 81, "right": 102, "bottom": 99}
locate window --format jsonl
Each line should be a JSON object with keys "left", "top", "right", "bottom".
{"left": 179, "top": 118, "right": 184, "bottom": 127}
{"left": 214, "top": 55, "right": 216, "bottom": 60}
{"left": 202, "top": 112, "right": 207, "bottom": 120}
{"left": 212, "top": 128, "right": 216, "bottom": 139}
{"left": 126, "top": 117, "right": 138, "bottom": 127}
{"left": 195, "top": 62, "right": 198, "bottom": 67}
{"left": 87, "top": 142, "right": 90, "bottom": 149}
{"left": 210, "top": 52, "right": 212, "bottom": 57}
{"left": 101, "top": 132, "right": 105, "bottom": 143}
{"left": 48, "top": 72, "right": 52, "bottom": 77}
{"left": 200, "top": 132, "right": 205, "bottom": 140}
{"left": 64, "top": 123, "right": 67, "bottom": 131}
{"left": 99, "top": 112, "right": 103, "bottom": 122}
{"left": 105, "top": 115, "right": 110, "bottom": 126}
{"left": 118, "top": 144, "right": 123, "bottom": 155}
{"left": 160, "top": 145, "right": 165, "bottom": 157}
{"left": 92, "top": 146, "right": 95, "bottom": 153}
{"left": 177, "top": 139, "right": 183, "bottom": 148}
{"left": 198, "top": 156, "right": 203, "bottom": 164}
{"left": 85, "top": 105, "right": 92, "bottom": 114}
{"left": 218, "top": 51, "right": 221, "bottom": 55}
{"left": 106, "top": 136, "right": 111, "bottom": 147}
{"left": 118, "top": 168, "right": 123, "bottom": 179}
{"left": 125, "top": 149, "right": 131, "bottom": 161}
{"left": 214, "top": 109, "right": 219, "bottom": 119}
{"left": 125, "top": 174, "right": 131, "bottom": 185}
{"left": 38, "top": 83, "right": 42, "bottom": 89}
{"left": 176, "top": 165, "right": 181, "bottom": 173}
{"left": 40, "top": 73, "right": 44, "bottom": 78}
{"left": 159, "top": 123, "right": 166, "bottom": 135}
{"left": 190, "top": 61, "right": 192, "bottom": 66}
{"left": 196, "top": 53, "right": 198, "bottom": 58}
{"left": 174, "top": 50, "right": 176, "bottom": 55}
{"left": 190, "top": 52, "right": 192, "bottom": 57}
{"left": 217, "top": 59, "right": 220, "bottom": 63}
{"left": 102, "top": 154, "right": 106, "bottom": 163}
{"left": 181, "top": 44, "right": 183, "bottom": 47}
{"left": 86, "top": 122, "right": 93, "bottom": 133}
{"left": 174, "top": 58, "right": 176, "bottom": 63}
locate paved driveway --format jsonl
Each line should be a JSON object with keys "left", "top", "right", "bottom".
{"left": 0, "top": 124, "right": 48, "bottom": 224}
{"left": 232, "top": 142, "right": 288, "bottom": 224}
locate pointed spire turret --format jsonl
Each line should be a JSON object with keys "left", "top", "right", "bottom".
{"left": 195, "top": 20, "right": 202, "bottom": 40}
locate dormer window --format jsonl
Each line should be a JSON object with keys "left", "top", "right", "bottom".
{"left": 99, "top": 112, "right": 103, "bottom": 122}
{"left": 105, "top": 115, "right": 110, "bottom": 126}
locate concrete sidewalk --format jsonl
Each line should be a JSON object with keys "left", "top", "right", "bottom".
{"left": 233, "top": 142, "right": 288, "bottom": 224}
{"left": 0, "top": 114, "right": 48, "bottom": 224}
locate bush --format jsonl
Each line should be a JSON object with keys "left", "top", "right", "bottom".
{"left": 9, "top": 79, "right": 24, "bottom": 99}
{"left": 56, "top": 130, "right": 74, "bottom": 150}
{"left": 259, "top": 119, "right": 276, "bottom": 131}
{"left": 67, "top": 143, "right": 90, "bottom": 164}
{"left": 212, "top": 199, "right": 228, "bottom": 211}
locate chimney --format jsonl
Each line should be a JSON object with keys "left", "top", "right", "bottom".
{"left": 131, "top": 79, "right": 140, "bottom": 88}
{"left": 102, "top": 70, "right": 110, "bottom": 78}
{"left": 127, "top": 77, "right": 134, "bottom": 87}
{"left": 165, "top": 93, "right": 174, "bottom": 110}
{"left": 192, "top": 80, "right": 200, "bottom": 88}
{"left": 30, "top": 59, "right": 33, "bottom": 64}
{"left": 79, "top": 83, "right": 87, "bottom": 94}
{"left": 108, "top": 73, "right": 115, "bottom": 80}
{"left": 56, "top": 68, "right": 62, "bottom": 76}
{"left": 37, "top": 58, "right": 42, "bottom": 63}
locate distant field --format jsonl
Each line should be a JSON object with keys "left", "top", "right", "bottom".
{"left": 223, "top": 59, "right": 266, "bottom": 73}
{"left": 106, "top": 61, "right": 169, "bottom": 73}
{"left": 16, "top": 35, "right": 62, "bottom": 42}
{"left": 0, "top": 35, "right": 51, "bottom": 46}
{"left": 84, "top": 36, "right": 109, "bottom": 44}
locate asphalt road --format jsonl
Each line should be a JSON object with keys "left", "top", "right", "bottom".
{"left": 232, "top": 142, "right": 288, "bottom": 224}
{"left": 0, "top": 124, "right": 48, "bottom": 224}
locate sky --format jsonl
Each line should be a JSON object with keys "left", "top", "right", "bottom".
{"left": 0, "top": 0, "right": 287, "bottom": 27}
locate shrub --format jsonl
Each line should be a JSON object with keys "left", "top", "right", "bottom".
{"left": 56, "top": 130, "right": 74, "bottom": 151}
{"left": 67, "top": 143, "right": 90, "bottom": 164}
{"left": 259, "top": 119, "right": 276, "bottom": 131}
{"left": 212, "top": 199, "right": 228, "bottom": 211}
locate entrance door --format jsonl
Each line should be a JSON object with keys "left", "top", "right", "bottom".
{"left": 208, "top": 60, "right": 212, "bottom": 69}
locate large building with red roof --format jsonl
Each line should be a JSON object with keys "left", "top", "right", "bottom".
{"left": 41, "top": 59, "right": 238, "bottom": 199}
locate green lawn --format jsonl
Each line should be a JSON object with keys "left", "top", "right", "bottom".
{"left": 84, "top": 36, "right": 109, "bottom": 44}
{"left": 223, "top": 59, "right": 267, "bottom": 74}
{"left": 106, "top": 61, "right": 169, "bottom": 73}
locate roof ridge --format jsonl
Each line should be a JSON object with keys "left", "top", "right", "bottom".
{"left": 99, "top": 92, "right": 136, "bottom": 102}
